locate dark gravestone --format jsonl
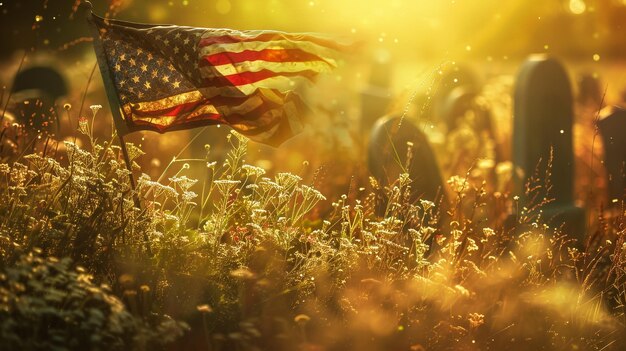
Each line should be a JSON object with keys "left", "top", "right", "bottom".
{"left": 598, "top": 108, "right": 626, "bottom": 207}
{"left": 434, "top": 64, "right": 480, "bottom": 117}
{"left": 441, "top": 87, "right": 497, "bottom": 142}
{"left": 513, "top": 55, "right": 585, "bottom": 237}
{"left": 576, "top": 73, "right": 603, "bottom": 109}
{"left": 360, "top": 58, "right": 393, "bottom": 135}
{"left": 441, "top": 87, "right": 502, "bottom": 174}
{"left": 368, "top": 116, "right": 446, "bottom": 212}
{"left": 11, "top": 66, "right": 68, "bottom": 100}
{"left": 10, "top": 66, "right": 68, "bottom": 137}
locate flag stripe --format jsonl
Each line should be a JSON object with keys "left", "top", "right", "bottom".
{"left": 203, "top": 68, "right": 318, "bottom": 87}
{"left": 199, "top": 30, "right": 347, "bottom": 52}
{"left": 205, "top": 60, "right": 332, "bottom": 78}
{"left": 131, "top": 113, "right": 222, "bottom": 132}
{"left": 202, "top": 48, "right": 332, "bottom": 66}
{"left": 128, "top": 102, "right": 283, "bottom": 134}
{"left": 131, "top": 99, "right": 210, "bottom": 117}
{"left": 130, "top": 91, "right": 284, "bottom": 124}
{"left": 199, "top": 76, "right": 314, "bottom": 97}
{"left": 198, "top": 40, "right": 340, "bottom": 66}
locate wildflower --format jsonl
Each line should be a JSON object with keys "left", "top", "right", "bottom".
{"left": 115, "top": 168, "right": 132, "bottom": 178}
{"left": 435, "top": 234, "right": 446, "bottom": 246}
{"left": 420, "top": 226, "right": 436, "bottom": 237}
{"left": 275, "top": 172, "right": 302, "bottom": 188}
{"left": 89, "top": 104, "right": 103, "bottom": 114}
{"left": 294, "top": 314, "right": 311, "bottom": 324}
{"left": 451, "top": 229, "right": 463, "bottom": 241}
{"left": 78, "top": 117, "right": 89, "bottom": 135}
{"left": 466, "top": 238, "right": 478, "bottom": 252}
{"left": 246, "top": 184, "right": 259, "bottom": 191}
{"left": 420, "top": 199, "right": 435, "bottom": 211}
{"left": 197, "top": 304, "right": 213, "bottom": 313}
{"left": 125, "top": 142, "right": 145, "bottom": 161}
{"left": 242, "top": 164, "right": 266, "bottom": 177}
{"left": 182, "top": 191, "right": 198, "bottom": 202}
{"left": 399, "top": 172, "right": 410, "bottom": 187}
{"left": 299, "top": 184, "right": 326, "bottom": 201}
{"left": 447, "top": 175, "right": 467, "bottom": 193}
{"left": 0, "top": 164, "right": 10, "bottom": 174}
{"left": 259, "top": 178, "right": 282, "bottom": 192}
{"left": 468, "top": 313, "right": 485, "bottom": 329}
{"left": 169, "top": 175, "right": 198, "bottom": 191}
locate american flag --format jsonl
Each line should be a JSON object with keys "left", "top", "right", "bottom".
{"left": 91, "top": 15, "right": 345, "bottom": 146}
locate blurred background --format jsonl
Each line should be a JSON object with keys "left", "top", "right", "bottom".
{"left": 0, "top": 0, "right": 624, "bottom": 206}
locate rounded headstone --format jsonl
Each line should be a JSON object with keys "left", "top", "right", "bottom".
{"left": 11, "top": 66, "right": 68, "bottom": 100}
{"left": 434, "top": 64, "right": 480, "bottom": 115}
{"left": 513, "top": 55, "right": 575, "bottom": 205}
{"left": 10, "top": 66, "right": 67, "bottom": 135}
{"left": 441, "top": 87, "right": 488, "bottom": 133}
{"left": 513, "top": 55, "right": 585, "bottom": 238}
{"left": 368, "top": 116, "right": 445, "bottom": 205}
{"left": 597, "top": 108, "right": 626, "bottom": 206}
{"left": 576, "top": 73, "right": 603, "bottom": 108}
{"left": 360, "top": 56, "right": 394, "bottom": 135}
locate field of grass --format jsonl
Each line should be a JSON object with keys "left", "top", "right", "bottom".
{"left": 0, "top": 101, "right": 624, "bottom": 351}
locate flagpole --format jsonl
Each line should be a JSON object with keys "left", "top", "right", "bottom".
{"left": 80, "top": 1, "right": 152, "bottom": 256}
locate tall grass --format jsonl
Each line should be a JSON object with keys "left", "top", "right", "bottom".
{"left": 0, "top": 106, "right": 624, "bottom": 350}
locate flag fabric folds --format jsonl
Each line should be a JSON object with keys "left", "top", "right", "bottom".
{"left": 90, "top": 15, "right": 344, "bottom": 146}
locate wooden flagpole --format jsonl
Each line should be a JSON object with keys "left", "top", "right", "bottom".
{"left": 80, "top": 1, "right": 152, "bottom": 256}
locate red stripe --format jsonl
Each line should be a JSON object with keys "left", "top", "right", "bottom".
{"left": 131, "top": 93, "right": 283, "bottom": 116}
{"left": 130, "top": 105, "right": 283, "bottom": 135}
{"left": 125, "top": 89, "right": 299, "bottom": 136}
{"left": 203, "top": 69, "right": 318, "bottom": 87}
{"left": 198, "top": 32, "right": 345, "bottom": 51}
{"left": 201, "top": 48, "right": 330, "bottom": 66}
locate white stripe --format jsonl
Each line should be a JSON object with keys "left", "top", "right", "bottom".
{"left": 198, "top": 40, "right": 339, "bottom": 67}
{"left": 206, "top": 60, "right": 333, "bottom": 77}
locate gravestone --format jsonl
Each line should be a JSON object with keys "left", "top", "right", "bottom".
{"left": 597, "top": 108, "right": 626, "bottom": 207}
{"left": 368, "top": 116, "right": 446, "bottom": 212}
{"left": 434, "top": 64, "right": 480, "bottom": 117}
{"left": 441, "top": 87, "right": 497, "bottom": 141}
{"left": 10, "top": 66, "right": 68, "bottom": 136}
{"left": 576, "top": 73, "right": 603, "bottom": 109}
{"left": 513, "top": 55, "right": 585, "bottom": 237}
{"left": 360, "top": 58, "right": 393, "bottom": 135}
{"left": 441, "top": 87, "right": 501, "bottom": 175}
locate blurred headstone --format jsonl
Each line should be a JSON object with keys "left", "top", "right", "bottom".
{"left": 360, "top": 57, "right": 393, "bottom": 135}
{"left": 368, "top": 116, "right": 446, "bottom": 212}
{"left": 440, "top": 87, "right": 501, "bottom": 177}
{"left": 10, "top": 66, "right": 68, "bottom": 137}
{"left": 513, "top": 55, "right": 585, "bottom": 237}
{"left": 442, "top": 87, "right": 497, "bottom": 141}
{"left": 576, "top": 73, "right": 603, "bottom": 110}
{"left": 597, "top": 108, "right": 626, "bottom": 207}
{"left": 434, "top": 64, "right": 480, "bottom": 117}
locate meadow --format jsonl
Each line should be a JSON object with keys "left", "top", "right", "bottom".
{"left": 0, "top": 92, "right": 624, "bottom": 351}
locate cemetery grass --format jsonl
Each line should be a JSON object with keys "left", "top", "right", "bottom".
{"left": 0, "top": 115, "right": 625, "bottom": 351}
